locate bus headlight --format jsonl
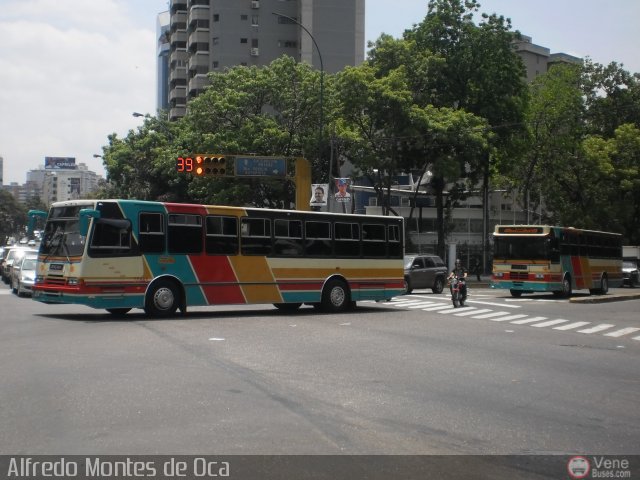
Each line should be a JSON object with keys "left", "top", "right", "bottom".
{"left": 535, "top": 273, "right": 544, "bottom": 279}
{"left": 494, "top": 272, "right": 504, "bottom": 278}
{"left": 35, "top": 276, "right": 44, "bottom": 284}
{"left": 67, "top": 277, "right": 79, "bottom": 286}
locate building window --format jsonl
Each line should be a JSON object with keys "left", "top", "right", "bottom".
{"left": 213, "top": 14, "right": 219, "bottom": 21}
{"left": 251, "top": 38, "right": 259, "bottom": 48}
{"left": 251, "top": 15, "right": 259, "bottom": 26}
{"left": 240, "top": 38, "right": 248, "bottom": 44}
{"left": 240, "top": 14, "right": 248, "bottom": 20}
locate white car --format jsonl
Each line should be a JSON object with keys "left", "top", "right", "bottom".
{"left": 11, "top": 255, "right": 38, "bottom": 297}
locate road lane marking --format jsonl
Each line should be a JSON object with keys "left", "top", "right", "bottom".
{"left": 408, "top": 302, "right": 440, "bottom": 309}
{"left": 472, "top": 311, "right": 511, "bottom": 319}
{"left": 465, "top": 300, "right": 520, "bottom": 309}
{"left": 577, "top": 324, "right": 615, "bottom": 334}
{"left": 437, "top": 307, "right": 473, "bottom": 314}
{"left": 488, "top": 314, "right": 529, "bottom": 322}
{"left": 453, "top": 308, "right": 492, "bottom": 316}
{"left": 604, "top": 327, "right": 640, "bottom": 338}
{"left": 510, "top": 316, "right": 548, "bottom": 324}
{"left": 553, "top": 321, "right": 591, "bottom": 330}
{"left": 421, "top": 304, "right": 453, "bottom": 311}
{"left": 531, "top": 319, "right": 569, "bottom": 328}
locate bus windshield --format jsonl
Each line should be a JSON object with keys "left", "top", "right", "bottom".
{"left": 493, "top": 236, "right": 557, "bottom": 261}
{"left": 40, "top": 219, "right": 85, "bottom": 257}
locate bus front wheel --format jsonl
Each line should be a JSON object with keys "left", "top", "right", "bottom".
{"left": 321, "top": 279, "right": 351, "bottom": 313}
{"left": 145, "top": 279, "right": 180, "bottom": 317}
{"left": 106, "top": 308, "right": 131, "bottom": 316}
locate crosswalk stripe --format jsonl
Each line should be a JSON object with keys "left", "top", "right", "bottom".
{"left": 553, "top": 321, "right": 591, "bottom": 331}
{"left": 633, "top": 336, "right": 640, "bottom": 341}
{"left": 421, "top": 304, "right": 452, "bottom": 311}
{"left": 408, "top": 302, "right": 441, "bottom": 309}
{"left": 438, "top": 307, "right": 471, "bottom": 314}
{"left": 472, "top": 311, "right": 511, "bottom": 319}
{"left": 604, "top": 327, "right": 640, "bottom": 338}
{"left": 531, "top": 319, "right": 569, "bottom": 328}
{"left": 453, "top": 308, "right": 492, "bottom": 317}
{"left": 510, "top": 316, "right": 548, "bottom": 324}
{"left": 577, "top": 324, "right": 615, "bottom": 334}
{"left": 488, "top": 314, "right": 529, "bottom": 322}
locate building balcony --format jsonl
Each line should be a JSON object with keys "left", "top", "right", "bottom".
{"left": 169, "top": 106, "right": 187, "bottom": 121}
{"left": 169, "top": 86, "right": 187, "bottom": 103}
{"left": 188, "top": 30, "right": 209, "bottom": 49}
{"left": 188, "top": 52, "right": 209, "bottom": 70}
{"left": 171, "top": 0, "right": 187, "bottom": 14}
{"left": 170, "top": 48, "right": 187, "bottom": 66}
{"left": 188, "top": 74, "right": 208, "bottom": 94}
{"left": 188, "top": 5, "right": 209, "bottom": 23}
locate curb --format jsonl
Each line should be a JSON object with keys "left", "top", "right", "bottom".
{"left": 570, "top": 293, "right": 640, "bottom": 304}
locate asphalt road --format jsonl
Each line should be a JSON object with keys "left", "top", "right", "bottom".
{"left": 0, "top": 285, "right": 638, "bottom": 459}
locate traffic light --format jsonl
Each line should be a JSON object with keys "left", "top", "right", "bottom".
{"left": 176, "top": 155, "right": 232, "bottom": 177}
{"left": 194, "top": 155, "right": 230, "bottom": 177}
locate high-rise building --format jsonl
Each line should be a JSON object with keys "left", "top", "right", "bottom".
{"left": 157, "top": 11, "right": 171, "bottom": 112}
{"left": 165, "top": 0, "right": 365, "bottom": 120}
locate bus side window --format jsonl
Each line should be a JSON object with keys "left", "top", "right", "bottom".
{"left": 139, "top": 212, "right": 165, "bottom": 253}
{"left": 168, "top": 214, "right": 203, "bottom": 254}
{"left": 388, "top": 224, "right": 402, "bottom": 258}
{"left": 362, "top": 224, "right": 386, "bottom": 258}
{"left": 274, "top": 219, "right": 303, "bottom": 256}
{"left": 334, "top": 222, "right": 360, "bottom": 257}
{"left": 89, "top": 218, "right": 132, "bottom": 256}
{"left": 305, "top": 221, "right": 331, "bottom": 256}
{"left": 206, "top": 216, "right": 238, "bottom": 255}
{"left": 241, "top": 218, "right": 272, "bottom": 255}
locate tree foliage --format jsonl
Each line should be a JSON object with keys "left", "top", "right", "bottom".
{"left": 95, "top": 0, "right": 639, "bottom": 245}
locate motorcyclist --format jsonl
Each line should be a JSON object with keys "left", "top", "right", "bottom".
{"left": 448, "top": 259, "right": 468, "bottom": 299}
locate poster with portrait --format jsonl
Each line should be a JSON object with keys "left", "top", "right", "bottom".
{"left": 334, "top": 178, "right": 351, "bottom": 203}
{"left": 310, "top": 183, "right": 328, "bottom": 206}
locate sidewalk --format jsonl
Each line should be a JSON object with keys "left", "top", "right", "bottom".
{"left": 466, "top": 275, "right": 640, "bottom": 303}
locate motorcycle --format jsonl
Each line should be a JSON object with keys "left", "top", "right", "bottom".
{"left": 449, "top": 275, "right": 467, "bottom": 308}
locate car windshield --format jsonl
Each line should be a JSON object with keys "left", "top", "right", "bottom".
{"left": 21, "top": 258, "right": 37, "bottom": 271}
{"left": 404, "top": 257, "right": 416, "bottom": 269}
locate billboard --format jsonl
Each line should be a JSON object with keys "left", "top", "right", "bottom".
{"left": 45, "top": 157, "right": 77, "bottom": 170}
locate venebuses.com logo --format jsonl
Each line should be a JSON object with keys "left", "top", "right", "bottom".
{"left": 567, "top": 456, "right": 633, "bottom": 479}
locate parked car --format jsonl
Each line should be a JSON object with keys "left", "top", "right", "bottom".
{"left": 622, "top": 259, "right": 639, "bottom": 288}
{"left": 403, "top": 254, "right": 448, "bottom": 294}
{"left": 2, "top": 247, "right": 38, "bottom": 284}
{"left": 11, "top": 255, "right": 38, "bottom": 296}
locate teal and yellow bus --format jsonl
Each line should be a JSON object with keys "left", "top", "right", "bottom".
{"left": 491, "top": 225, "right": 623, "bottom": 297}
{"left": 29, "top": 200, "right": 405, "bottom": 317}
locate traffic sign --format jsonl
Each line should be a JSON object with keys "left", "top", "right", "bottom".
{"left": 234, "top": 156, "right": 287, "bottom": 177}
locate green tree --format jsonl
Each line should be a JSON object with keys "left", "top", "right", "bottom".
{"left": 0, "top": 190, "right": 28, "bottom": 244}
{"left": 183, "top": 56, "right": 327, "bottom": 207}
{"left": 101, "top": 113, "right": 190, "bottom": 202}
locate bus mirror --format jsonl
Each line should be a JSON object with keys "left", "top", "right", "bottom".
{"left": 79, "top": 209, "right": 101, "bottom": 236}
{"left": 27, "top": 210, "right": 47, "bottom": 238}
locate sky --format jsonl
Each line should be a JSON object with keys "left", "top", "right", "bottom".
{"left": 1, "top": 0, "right": 638, "bottom": 185}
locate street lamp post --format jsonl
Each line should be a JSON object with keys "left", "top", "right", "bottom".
{"left": 272, "top": 12, "right": 325, "bottom": 181}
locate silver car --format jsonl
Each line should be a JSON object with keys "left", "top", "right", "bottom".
{"left": 403, "top": 254, "right": 448, "bottom": 294}
{"left": 11, "top": 255, "right": 38, "bottom": 297}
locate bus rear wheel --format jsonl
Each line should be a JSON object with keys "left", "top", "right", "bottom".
{"left": 509, "top": 289, "right": 523, "bottom": 298}
{"left": 554, "top": 275, "right": 572, "bottom": 298}
{"left": 106, "top": 308, "right": 131, "bottom": 316}
{"left": 321, "top": 278, "right": 351, "bottom": 313}
{"left": 145, "top": 279, "right": 180, "bottom": 317}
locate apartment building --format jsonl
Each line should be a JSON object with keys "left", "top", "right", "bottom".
{"left": 165, "top": 0, "right": 365, "bottom": 119}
